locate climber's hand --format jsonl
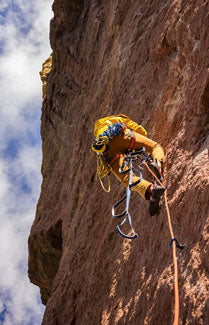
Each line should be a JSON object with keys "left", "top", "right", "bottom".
{"left": 155, "top": 159, "right": 163, "bottom": 178}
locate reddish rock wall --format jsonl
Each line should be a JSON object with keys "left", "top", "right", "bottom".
{"left": 28, "top": 0, "right": 209, "bottom": 324}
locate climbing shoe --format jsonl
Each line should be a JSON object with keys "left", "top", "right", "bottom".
{"left": 149, "top": 185, "right": 165, "bottom": 216}
{"left": 148, "top": 160, "right": 163, "bottom": 180}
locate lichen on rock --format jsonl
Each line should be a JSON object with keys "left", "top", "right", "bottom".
{"left": 40, "top": 55, "right": 52, "bottom": 99}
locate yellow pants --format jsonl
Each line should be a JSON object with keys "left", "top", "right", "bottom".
{"left": 106, "top": 130, "right": 165, "bottom": 199}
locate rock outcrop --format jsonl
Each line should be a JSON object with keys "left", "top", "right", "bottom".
{"left": 28, "top": 0, "right": 209, "bottom": 324}
{"left": 40, "top": 55, "right": 52, "bottom": 100}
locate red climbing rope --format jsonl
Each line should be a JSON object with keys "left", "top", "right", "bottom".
{"left": 143, "top": 161, "right": 180, "bottom": 325}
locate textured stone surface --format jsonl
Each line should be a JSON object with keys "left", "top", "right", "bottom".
{"left": 28, "top": 0, "right": 209, "bottom": 324}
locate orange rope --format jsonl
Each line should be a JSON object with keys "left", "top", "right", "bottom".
{"left": 144, "top": 161, "right": 180, "bottom": 325}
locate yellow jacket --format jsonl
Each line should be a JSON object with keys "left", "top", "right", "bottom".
{"left": 94, "top": 114, "right": 147, "bottom": 138}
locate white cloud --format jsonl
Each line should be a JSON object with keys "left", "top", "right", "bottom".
{"left": 0, "top": 145, "right": 44, "bottom": 323}
{"left": 0, "top": 1, "right": 8, "bottom": 13}
{"left": 0, "top": 0, "right": 53, "bottom": 137}
{"left": 0, "top": 0, "right": 53, "bottom": 324}
{"left": 0, "top": 161, "right": 9, "bottom": 199}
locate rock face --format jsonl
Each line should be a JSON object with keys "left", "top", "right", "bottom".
{"left": 28, "top": 0, "right": 209, "bottom": 324}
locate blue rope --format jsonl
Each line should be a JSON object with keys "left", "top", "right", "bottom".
{"left": 169, "top": 238, "right": 177, "bottom": 248}
{"left": 169, "top": 237, "right": 185, "bottom": 249}
{"left": 99, "top": 123, "right": 124, "bottom": 139}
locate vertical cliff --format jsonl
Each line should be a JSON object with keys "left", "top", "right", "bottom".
{"left": 28, "top": 0, "right": 209, "bottom": 324}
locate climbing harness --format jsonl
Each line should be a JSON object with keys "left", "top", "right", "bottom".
{"left": 112, "top": 148, "right": 150, "bottom": 239}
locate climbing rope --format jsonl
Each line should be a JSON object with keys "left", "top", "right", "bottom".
{"left": 143, "top": 160, "right": 185, "bottom": 325}
{"left": 98, "top": 174, "right": 111, "bottom": 193}
{"left": 111, "top": 148, "right": 184, "bottom": 324}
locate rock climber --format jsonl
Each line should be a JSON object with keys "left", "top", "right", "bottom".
{"left": 92, "top": 114, "right": 165, "bottom": 216}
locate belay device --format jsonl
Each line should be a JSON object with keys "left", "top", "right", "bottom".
{"left": 112, "top": 148, "right": 150, "bottom": 239}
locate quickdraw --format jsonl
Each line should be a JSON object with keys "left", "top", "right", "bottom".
{"left": 169, "top": 237, "right": 185, "bottom": 250}
{"left": 112, "top": 148, "right": 150, "bottom": 239}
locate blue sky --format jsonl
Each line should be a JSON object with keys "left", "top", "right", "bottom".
{"left": 0, "top": 0, "right": 53, "bottom": 324}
